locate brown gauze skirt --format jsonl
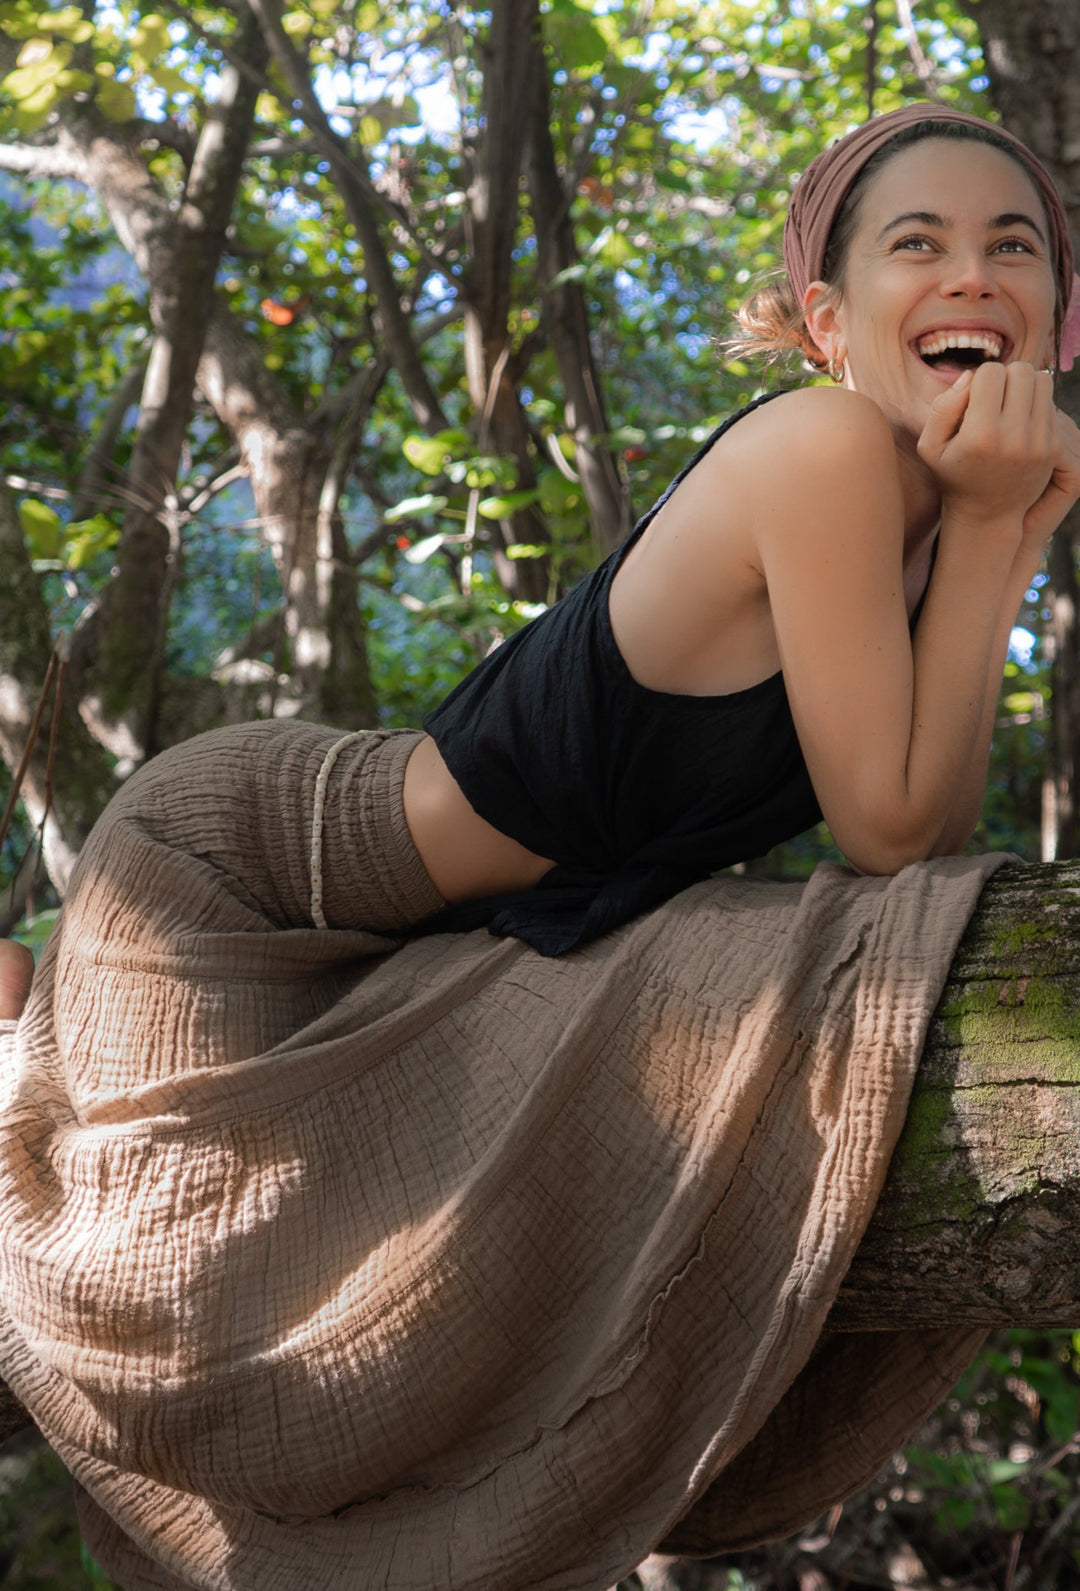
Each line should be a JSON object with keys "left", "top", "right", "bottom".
{"left": 0, "top": 719, "right": 1000, "bottom": 1589}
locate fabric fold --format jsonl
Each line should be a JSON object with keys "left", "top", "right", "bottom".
{"left": 0, "top": 721, "right": 1005, "bottom": 1589}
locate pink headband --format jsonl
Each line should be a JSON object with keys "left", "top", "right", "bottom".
{"left": 782, "top": 103, "right": 1080, "bottom": 371}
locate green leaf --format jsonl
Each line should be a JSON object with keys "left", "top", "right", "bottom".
{"left": 403, "top": 532, "right": 445, "bottom": 564}
{"left": 149, "top": 63, "right": 188, "bottom": 96}
{"left": 95, "top": 74, "right": 136, "bottom": 121}
{"left": 281, "top": 11, "right": 312, "bottom": 37}
{"left": 403, "top": 435, "right": 452, "bottom": 475}
{"left": 545, "top": 262, "right": 586, "bottom": 290}
{"left": 130, "top": 12, "right": 170, "bottom": 62}
{"left": 402, "top": 430, "right": 469, "bottom": 477}
{"left": 991, "top": 1483, "right": 1030, "bottom": 1533}
{"left": 504, "top": 542, "right": 549, "bottom": 560}
{"left": 44, "top": 6, "right": 93, "bottom": 40}
{"left": 4, "top": 37, "right": 72, "bottom": 101}
{"left": 0, "top": 1, "right": 52, "bottom": 40}
{"left": 64, "top": 513, "right": 119, "bottom": 569}
{"left": 935, "top": 1496, "right": 976, "bottom": 1533}
{"left": 477, "top": 488, "right": 540, "bottom": 519}
{"left": 383, "top": 493, "right": 448, "bottom": 523}
{"left": 18, "top": 497, "right": 62, "bottom": 558}
{"left": 598, "top": 229, "right": 634, "bottom": 268}
{"left": 549, "top": 12, "right": 607, "bottom": 72}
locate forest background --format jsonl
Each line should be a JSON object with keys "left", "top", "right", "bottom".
{"left": 1, "top": 0, "right": 1079, "bottom": 1586}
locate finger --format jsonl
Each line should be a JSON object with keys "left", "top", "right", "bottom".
{"left": 0, "top": 940, "right": 34, "bottom": 1021}
{"left": 918, "top": 367, "right": 975, "bottom": 455}
{"left": 1032, "top": 369, "right": 1056, "bottom": 442}
{"left": 965, "top": 357, "right": 1007, "bottom": 418}
{"left": 998, "top": 359, "right": 1037, "bottom": 423}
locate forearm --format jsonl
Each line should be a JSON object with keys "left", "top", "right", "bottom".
{"left": 856, "top": 516, "right": 1023, "bottom": 865}
{"left": 928, "top": 543, "right": 1044, "bottom": 855}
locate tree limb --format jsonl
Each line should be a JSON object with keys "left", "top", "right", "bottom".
{"left": 236, "top": 0, "right": 451, "bottom": 432}
{"left": 70, "top": 357, "right": 149, "bottom": 523}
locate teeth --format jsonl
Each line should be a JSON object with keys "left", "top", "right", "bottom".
{"left": 916, "top": 330, "right": 1004, "bottom": 359}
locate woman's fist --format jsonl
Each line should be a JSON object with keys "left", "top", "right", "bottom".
{"left": 917, "top": 361, "right": 1057, "bottom": 535}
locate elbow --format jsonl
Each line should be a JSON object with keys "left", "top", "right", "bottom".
{"left": 837, "top": 841, "right": 928, "bottom": 878}
{"left": 830, "top": 811, "right": 950, "bottom": 878}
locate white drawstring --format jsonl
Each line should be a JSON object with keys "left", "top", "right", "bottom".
{"left": 310, "top": 732, "right": 365, "bottom": 929}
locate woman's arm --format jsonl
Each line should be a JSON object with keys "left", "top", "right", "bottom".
{"left": 926, "top": 395, "right": 1080, "bottom": 856}
{"left": 747, "top": 368, "right": 1078, "bottom": 875}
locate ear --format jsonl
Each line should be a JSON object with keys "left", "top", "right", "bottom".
{"left": 802, "top": 280, "right": 845, "bottom": 369}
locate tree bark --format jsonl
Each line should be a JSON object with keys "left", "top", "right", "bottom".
{"left": 958, "top": 0, "right": 1080, "bottom": 861}
{"left": 78, "top": 16, "right": 268, "bottom": 759}
{"left": 451, "top": 0, "right": 550, "bottom": 604}
{"left": 835, "top": 860, "right": 1080, "bottom": 1329}
{"left": 526, "top": 28, "right": 633, "bottom": 561}
{"left": 0, "top": 491, "right": 116, "bottom": 890}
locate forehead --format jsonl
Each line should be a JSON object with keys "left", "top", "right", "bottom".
{"left": 855, "top": 137, "right": 1045, "bottom": 229}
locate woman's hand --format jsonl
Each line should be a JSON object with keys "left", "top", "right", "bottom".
{"left": 917, "top": 361, "right": 1058, "bottom": 542}
{"left": 0, "top": 940, "right": 34, "bottom": 1021}
{"left": 1019, "top": 405, "right": 1080, "bottom": 552}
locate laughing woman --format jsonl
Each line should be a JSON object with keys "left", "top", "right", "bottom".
{"left": 398, "top": 104, "right": 1080, "bottom": 953}
{"left": 2, "top": 102, "right": 1080, "bottom": 1591}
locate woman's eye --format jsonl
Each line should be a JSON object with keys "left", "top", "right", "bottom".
{"left": 891, "top": 235, "right": 932, "bottom": 252}
{"left": 994, "top": 236, "right": 1035, "bottom": 254}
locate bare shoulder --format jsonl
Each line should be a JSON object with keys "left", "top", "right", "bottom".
{"left": 700, "top": 387, "right": 903, "bottom": 546}
{"left": 731, "top": 385, "right": 896, "bottom": 469}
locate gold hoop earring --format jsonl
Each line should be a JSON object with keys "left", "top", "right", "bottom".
{"left": 828, "top": 356, "right": 845, "bottom": 383}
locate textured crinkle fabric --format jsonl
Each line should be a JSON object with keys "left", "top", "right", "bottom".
{"left": 0, "top": 720, "right": 1001, "bottom": 1590}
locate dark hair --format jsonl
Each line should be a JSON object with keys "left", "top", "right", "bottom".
{"left": 727, "top": 120, "right": 1061, "bottom": 374}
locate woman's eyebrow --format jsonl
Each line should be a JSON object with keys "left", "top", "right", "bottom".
{"left": 988, "top": 211, "right": 1047, "bottom": 243}
{"left": 875, "top": 210, "right": 945, "bottom": 240}
{"left": 875, "top": 209, "right": 1047, "bottom": 243}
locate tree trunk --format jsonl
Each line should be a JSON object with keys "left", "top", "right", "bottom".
{"left": 959, "top": 0, "right": 1080, "bottom": 861}
{"left": 835, "top": 859, "right": 1080, "bottom": 1329}
{"left": 526, "top": 27, "right": 633, "bottom": 561}
{"left": 1045, "top": 529, "right": 1080, "bottom": 858}
{"left": 0, "top": 491, "right": 116, "bottom": 890}
{"left": 78, "top": 18, "right": 268, "bottom": 760}
{"left": 444, "top": 0, "right": 549, "bottom": 604}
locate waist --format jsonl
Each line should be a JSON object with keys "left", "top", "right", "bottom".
{"left": 402, "top": 735, "right": 556, "bottom": 903}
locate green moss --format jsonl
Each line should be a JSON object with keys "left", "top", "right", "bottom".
{"left": 888, "top": 1084, "right": 984, "bottom": 1225}
{"left": 989, "top": 920, "right": 1044, "bottom": 959}
{"left": 937, "top": 975, "right": 1080, "bottom": 1080}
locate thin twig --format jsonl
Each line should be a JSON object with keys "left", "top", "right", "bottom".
{"left": 895, "top": 0, "right": 942, "bottom": 97}
{"left": 0, "top": 651, "right": 59, "bottom": 858}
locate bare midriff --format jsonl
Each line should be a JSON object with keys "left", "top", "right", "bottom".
{"left": 401, "top": 734, "right": 555, "bottom": 904}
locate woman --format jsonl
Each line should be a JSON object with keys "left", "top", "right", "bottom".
{"left": 400, "top": 103, "right": 1080, "bottom": 954}
{"left": 1, "top": 104, "right": 1079, "bottom": 1590}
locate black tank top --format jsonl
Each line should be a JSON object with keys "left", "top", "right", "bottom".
{"left": 421, "top": 391, "right": 822, "bottom": 954}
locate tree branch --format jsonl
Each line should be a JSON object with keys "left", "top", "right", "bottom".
{"left": 71, "top": 357, "right": 149, "bottom": 523}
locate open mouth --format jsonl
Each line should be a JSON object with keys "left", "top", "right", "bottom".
{"left": 915, "top": 330, "right": 1006, "bottom": 374}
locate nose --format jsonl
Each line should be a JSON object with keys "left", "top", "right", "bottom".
{"left": 940, "top": 244, "right": 997, "bottom": 300}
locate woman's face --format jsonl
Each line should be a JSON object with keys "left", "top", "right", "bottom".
{"left": 805, "top": 138, "right": 1058, "bottom": 440}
